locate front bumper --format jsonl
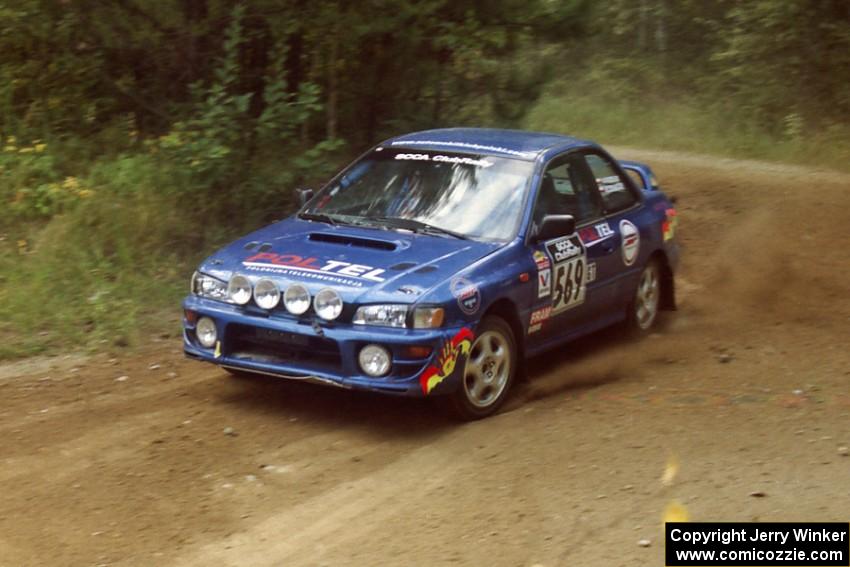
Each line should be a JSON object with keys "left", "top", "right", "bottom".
{"left": 182, "top": 295, "right": 468, "bottom": 397}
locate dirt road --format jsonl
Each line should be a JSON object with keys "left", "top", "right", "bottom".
{"left": 2, "top": 150, "right": 849, "bottom": 566}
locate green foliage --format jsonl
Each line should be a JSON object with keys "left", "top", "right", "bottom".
{"left": 0, "top": 136, "right": 92, "bottom": 222}
{"left": 526, "top": 84, "right": 850, "bottom": 172}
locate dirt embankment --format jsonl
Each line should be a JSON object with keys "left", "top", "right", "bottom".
{"left": 1, "top": 150, "right": 849, "bottom": 567}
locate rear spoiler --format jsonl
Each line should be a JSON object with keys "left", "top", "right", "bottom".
{"left": 618, "top": 160, "right": 660, "bottom": 191}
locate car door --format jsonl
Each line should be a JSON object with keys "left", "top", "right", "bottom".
{"left": 526, "top": 152, "right": 608, "bottom": 342}
{"left": 578, "top": 151, "right": 645, "bottom": 316}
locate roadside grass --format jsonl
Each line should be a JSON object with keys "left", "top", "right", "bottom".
{"left": 0, "top": 147, "right": 335, "bottom": 360}
{"left": 0, "top": 169, "right": 187, "bottom": 357}
{"left": 525, "top": 92, "right": 850, "bottom": 173}
{"left": 0, "top": 154, "right": 234, "bottom": 360}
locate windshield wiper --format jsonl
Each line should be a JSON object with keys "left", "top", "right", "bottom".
{"left": 298, "top": 212, "right": 338, "bottom": 226}
{"left": 373, "top": 216, "right": 469, "bottom": 240}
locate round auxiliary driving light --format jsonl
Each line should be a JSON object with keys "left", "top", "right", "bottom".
{"left": 314, "top": 288, "right": 343, "bottom": 320}
{"left": 195, "top": 317, "right": 218, "bottom": 348}
{"left": 358, "top": 344, "right": 391, "bottom": 377}
{"left": 283, "top": 283, "right": 311, "bottom": 315}
{"left": 253, "top": 278, "right": 281, "bottom": 309}
{"left": 227, "top": 274, "right": 252, "bottom": 305}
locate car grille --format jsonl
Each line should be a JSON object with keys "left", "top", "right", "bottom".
{"left": 226, "top": 323, "right": 342, "bottom": 374}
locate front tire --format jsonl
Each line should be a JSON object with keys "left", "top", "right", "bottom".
{"left": 440, "top": 316, "right": 517, "bottom": 420}
{"left": 626, "top": 259, "right": 662, "bottom": 333}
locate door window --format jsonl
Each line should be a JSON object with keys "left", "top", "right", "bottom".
{"left": 584, "top": 154, "right": 638, "bottom": 213}
{"left": 532, "top": 153, "right": 604, "bottom": 230}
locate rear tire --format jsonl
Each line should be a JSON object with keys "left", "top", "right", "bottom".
{"left": 626, "top": 258, "right": 662, "bottom": 334}
{"left": 439, "top": 316, "right": 517, "bottom": 420}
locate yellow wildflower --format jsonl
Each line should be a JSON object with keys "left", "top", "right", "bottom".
{"left": 34, "top": 143, "right": 47, "bottom": 153}
{"left": 78, "top": 189, "right": 94, "bottom": 199}
{"left": 18, "top": 147, "right": 33, "bottom": 154}
{"left": 62, "top": 176, "right": 80, "bottom": 190}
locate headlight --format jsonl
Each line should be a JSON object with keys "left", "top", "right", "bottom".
{"left": 358, "top": 344, "right": 391, "bottom": 377}
{"left": 412, "top": 306, "right": 444, "bottom": 329}
{"left": 353, "top": 304, "right": 408, "bottom": 328}
{"left": 253, "top": 278, "right": 280, "bottom": 309}
{"left": 195, "top": 316, "right": 218, "bottom": 348}
{"left": 314, "top": 288, "right": 343, "bottom": 320}
{"left": 227, "top": 274, "right": 252, "bottom": 305}
{"left": 283, "top": 283, "right": 310, "bottom": 315}
{"left": 191, "top": 272, "right": 228, "bottom": 301}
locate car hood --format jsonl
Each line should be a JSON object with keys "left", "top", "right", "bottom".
{"left": 197, "top": 217, "right": 503, "bottom": 303}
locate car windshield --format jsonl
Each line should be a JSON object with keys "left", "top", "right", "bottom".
{"left": 305, "top": 148, "right": 534, "bottom": 241}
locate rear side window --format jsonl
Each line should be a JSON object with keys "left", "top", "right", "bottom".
{"left": 584, "top": 154, "right": 638, "bottom": 213}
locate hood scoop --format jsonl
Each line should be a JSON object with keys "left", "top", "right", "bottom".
{"left": 308, "top": 232, "right": 397, "bottom": 251}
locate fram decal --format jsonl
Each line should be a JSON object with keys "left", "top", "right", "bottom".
{"left": 579, "top": 222, "right": 615, "bottom": 246}
{"left": 420, "top": 328, "right": 474, "bottom": 394}
{"left": 528, "top": 306, "right": 552, "bottom": 334}
{"left": 243, "top": 252, "right": 386, "bottom": 287}
{"left": 663, "top": 208, "right": 678, "bottom": 241}
{"left": 451, "top": 277, "right": 481, "bottom": 315}
{"left": 620, "top": 220, "right": 640, "bottom": 267}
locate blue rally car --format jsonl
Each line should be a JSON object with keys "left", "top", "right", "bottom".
{"left": 183, "top": 128, "right": 679, "bottom": 419}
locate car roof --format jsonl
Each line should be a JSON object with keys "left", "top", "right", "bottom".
{"left": 385, "top": 128, "right": 596, "bottom": 161}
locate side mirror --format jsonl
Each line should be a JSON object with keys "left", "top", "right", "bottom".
{"left": 535, "top": 214, "right": 576, "bottom": 242}
{"left": 294, "top": 187, "right": 314, "bottom": 208}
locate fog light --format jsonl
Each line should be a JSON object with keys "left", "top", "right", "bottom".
{"left": 283, "top": 283, "right": 310, "bottom": 315}
{"left": 253, "top": 278, "right": 281, "bottom": 309}
{"left": 196, "top": 317, "right": 217, "bottom": 348}
{"left": 184, "top": 309, "right": 198, "bottom": 324}
{"left": 314, "top": 288, "right": 343, "bottom": 320}
{"left": 358, "top": 344, "right": 391, "bottom": 377}
{"left": 228, "top": 274, "right": 252, "bottom": 305}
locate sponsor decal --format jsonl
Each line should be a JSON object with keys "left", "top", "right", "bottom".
{"left": 534, "top": 250, "right": 551, "bottom": 297}
{"left": 586, "top": 262, "right": 597, "bottom": 283}
{"left": 528, "top": 306, "right": 553, "bottom": 334}
{"left": 530, "top": 307, "right": 551, "bottom": 324}
{"left": 538, "top": 269, "right": 551, "bottom": 298}
{"left": 533, "top": 250, "right": 550, "bottom": 269}
{"left": 243, "top": 252, "right": 386, "bottom": 288}
{"left": 394, "top": 153, "right": 493, "bottom": 168}
{"left": 578, "top": 222, "right": 615, "bottom": 246}
{"left": 419, "top": 328, "right": 474, "bottom": 395}
{"left": 620, "top": 220, "right": 640, "bottom": 266}
{"left": 546, "top": 235, "right": 588, "bottom": 314}
{"left": 598, "top": 175, "right": 625, "bottom": 194}
{"left": 390, "top": 139, "right": 536, "bottom": 158}
{"left": 451, "top": 277, "right": 481, "bottom": 315}
{"left": 663, "top": 208, "right": 678, "bottom": 241}
{"left": 546, "top": 235, "right": 584, "bottom": 263}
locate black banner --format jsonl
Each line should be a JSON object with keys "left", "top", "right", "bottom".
{"left": 666, "top": 522, "right": 849, "bottom": 566}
